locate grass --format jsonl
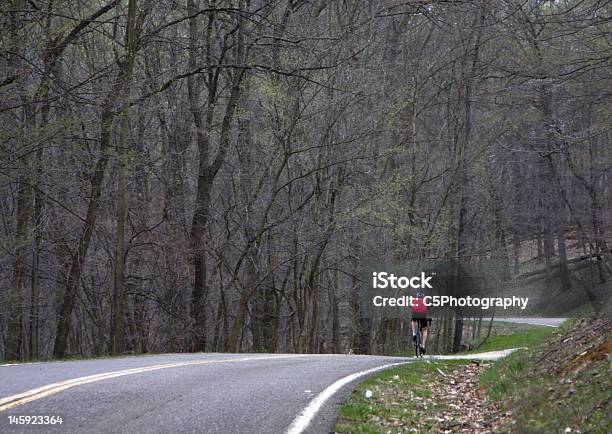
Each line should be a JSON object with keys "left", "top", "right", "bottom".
{"left": 479, "top": 349, "right": 529, "bottom": 400}
{"left": 335, "top": 321, "right": 570, "bottom": 433}
{"left": 334, "top": 360, "right": 469, "bottom": 433}
{"left": 389, "top": 320, "right": 556, "bottom": 357}
{"left": 478, "top": 320, "right": 574, "bottom": 400}
{"left": 463, "top": 321, "right": 557, "bottom": 353}
{"left": 479, "top": 318, "right": 611, "bottom": 433}
{"left": 477, "top": 322, "right": 562, "bottom": 401}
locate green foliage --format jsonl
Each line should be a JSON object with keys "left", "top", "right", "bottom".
{"left": 479, "top": 349, "right": 528, "bottom": 400}
{"left": 480, "top": 319, "right": 611, "bottom": 433}
{"left": 251, "top": 75, "right": 293, "bottom": 109}
{"left": 464, "top": 322, "right": 556, "bottom": 353}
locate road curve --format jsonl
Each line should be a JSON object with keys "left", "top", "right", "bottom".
{"left": 0, "top": 318, "right": 560, "bottom": 433}
{"left": 0, "top": 353, "right": 416, "bottom": 434}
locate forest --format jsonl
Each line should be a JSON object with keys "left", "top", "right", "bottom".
{"left": 1, "top": 0, "right": 610, "bottom": 361}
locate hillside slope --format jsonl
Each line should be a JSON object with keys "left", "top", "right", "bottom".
{"left": 481, "top": 317, "right": 611, "bottom": 433}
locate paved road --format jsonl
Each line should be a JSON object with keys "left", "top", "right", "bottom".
{"left": 0, "top": 353, "right": 407, "bottom": 433}
{"left": 0, "top": 349, "right": 520, "bottom": 434}
{"left": 490, "top": 317, "right": 566, "bottom": 327}
{"left": 0, "top": 318, "right": 562, "bottom": 434}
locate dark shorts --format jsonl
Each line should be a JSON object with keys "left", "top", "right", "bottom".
{"left": 411, "top": 317, "right": 429, "bottom": 328}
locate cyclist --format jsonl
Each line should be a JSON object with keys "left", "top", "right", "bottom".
{"left": 410, "top": 292, "right": 429, "bottom": 354}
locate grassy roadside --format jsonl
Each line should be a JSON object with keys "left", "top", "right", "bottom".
{"left": 462, "top": 321, "right": 557, "bottom": 353}
{"left": 334, "top": 321, "right": 607, "bottom": 433}
{"left": 479, "top": 318, "right": 611, "bottom": 433}
{"left": 334, "top": 360, "right": 493, "bottom": 433}
{"left": 390, "top": 321, "right": 556, "bottom": 357}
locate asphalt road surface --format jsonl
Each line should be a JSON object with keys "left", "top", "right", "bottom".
{"left": 0, "top": 353, "right": 410, "bottom": 433}
{"left": 0, "top": 318, "right": 564, "bottom": 434}
{"left": 488, "top": 317, "right": 567, "bottom": 327}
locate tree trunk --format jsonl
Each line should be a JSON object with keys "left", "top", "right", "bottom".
{"left": 112, "top": 0, "right": 138, "bottom": 356}
{"left": 6, "top": 171, "right": 32, "bottom": 361}
{"left": 5, "top": 0, "right": 32, "bottom": 362}
{"left": 557, "top": 224, "right": 571, "bottom": 291}
{"left": 54, "top": 72, "right": 124, "bottom": 359}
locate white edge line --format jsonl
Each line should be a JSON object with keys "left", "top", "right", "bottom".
{"left": 285, "top": 361, "right": 409, "bottom": 434}
{"left": 286, "top": 347, "right": 528, "bottom": 434}
{"left": 524, "top": 323, "right": 558, "bottom": 328}
{"left": 487, "top": 318, "right": 563, "bottom": 328}
{"left": 0, "top": 362, "right": 40, "bottom": 367}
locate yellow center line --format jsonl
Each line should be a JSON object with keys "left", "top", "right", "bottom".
{"left": 0, "top": 354, "right": 312, "bottom": 412}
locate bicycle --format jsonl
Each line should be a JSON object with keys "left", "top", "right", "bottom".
{"left": 414, "top": 321, "right": 424, "bottom": 358}
{"left": 413, "top": 318, "right": 431, "bottom": 358}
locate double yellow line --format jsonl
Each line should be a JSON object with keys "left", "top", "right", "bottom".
{"left": 0, "top": 354, "right": 306, "bottom": 412}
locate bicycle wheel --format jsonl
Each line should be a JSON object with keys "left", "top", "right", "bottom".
{"left": 415, "top": 329, "right": 421, "bottom": 358}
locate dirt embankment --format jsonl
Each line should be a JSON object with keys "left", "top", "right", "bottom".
{"left": 486, "top": 317, "right": 611, "bottom": 433}
{"left": 427, "top": 317, "right": 611, "bottom": 433}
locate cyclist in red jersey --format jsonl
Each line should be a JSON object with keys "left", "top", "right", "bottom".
{"left": 411, "top": 292, "right": 429, "bottom": 353}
